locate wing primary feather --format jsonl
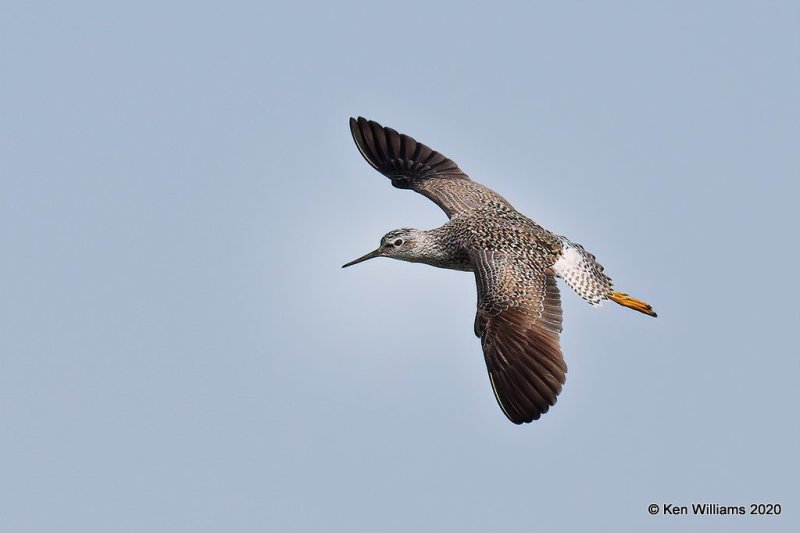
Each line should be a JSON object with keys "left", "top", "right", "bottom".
{"left": 369, "top": 120, "right": 388, "bottom": 162}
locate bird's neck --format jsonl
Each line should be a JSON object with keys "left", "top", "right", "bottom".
{"left": 407, "top": 229, "right": 473, "bottom": 272}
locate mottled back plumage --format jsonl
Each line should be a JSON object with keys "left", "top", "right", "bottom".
{"left": 344, "top": 117, "right": 656, "bottom": 424}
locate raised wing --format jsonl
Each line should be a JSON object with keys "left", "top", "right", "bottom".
{"left": 472, "top": 249, "right": 566, "bottom": 424}
{"left": 349, "top": 117, "right": 512, "bottom": 218}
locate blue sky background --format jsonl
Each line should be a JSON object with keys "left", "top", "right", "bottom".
{"left": 1, "top": 1, "right": 798, "bottom": 531}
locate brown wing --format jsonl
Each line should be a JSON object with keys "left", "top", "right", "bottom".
{"left": 473, "top": 250, "right": 566, "bottom": 424}
{"left": 349, "top": 117, "right": 512, "bottom": 218}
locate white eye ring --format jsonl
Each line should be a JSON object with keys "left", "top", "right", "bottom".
{"left": 393, "top": 239, "right": 404, "bottom": 246}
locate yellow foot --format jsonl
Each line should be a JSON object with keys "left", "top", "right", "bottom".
{"left": 609, "top": 291, "right": 657, "bottom": 317}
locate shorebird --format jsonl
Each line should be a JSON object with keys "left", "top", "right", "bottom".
{"left": 343, "top": 117, "right": 656, "bottom": 424}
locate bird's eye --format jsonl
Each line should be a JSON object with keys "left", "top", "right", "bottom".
{"left": 393, "top": 239, "right": 404, "bottom": 246}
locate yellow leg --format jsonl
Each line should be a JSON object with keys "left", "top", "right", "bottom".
{"left": 608, "top": 291, "right": 657, "bottom": 317}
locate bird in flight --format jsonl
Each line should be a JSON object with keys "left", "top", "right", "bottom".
{"left": 343, "top": 117, "right": 656, "bottom": 424}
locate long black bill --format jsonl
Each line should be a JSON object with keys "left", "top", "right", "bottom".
{"left": 342, "top": 248, "right": 382, "bottom": 268}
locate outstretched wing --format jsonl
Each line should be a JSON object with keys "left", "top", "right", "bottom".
{"left": 349, "top": 117, "right": 512, "bottom": 218}
{"left": 472, "top": 249, "right": 566, "bottom": 424}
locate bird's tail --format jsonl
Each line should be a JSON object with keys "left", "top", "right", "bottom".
{"left": 608, "top": 291, "right": 657, "bottom": 317}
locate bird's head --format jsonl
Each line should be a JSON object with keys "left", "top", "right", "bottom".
{"left": 342, "top": 228, "right": 426, "bottom": 267}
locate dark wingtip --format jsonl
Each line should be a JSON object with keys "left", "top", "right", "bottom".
{"left": 348, "top": 117, "right": 360, "bottom": 148}
{"left": 349, "top": 116, "right": 382, "bottom": 173}
{"left": 348, "top": 116, "right": 470, "bottom": 187}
